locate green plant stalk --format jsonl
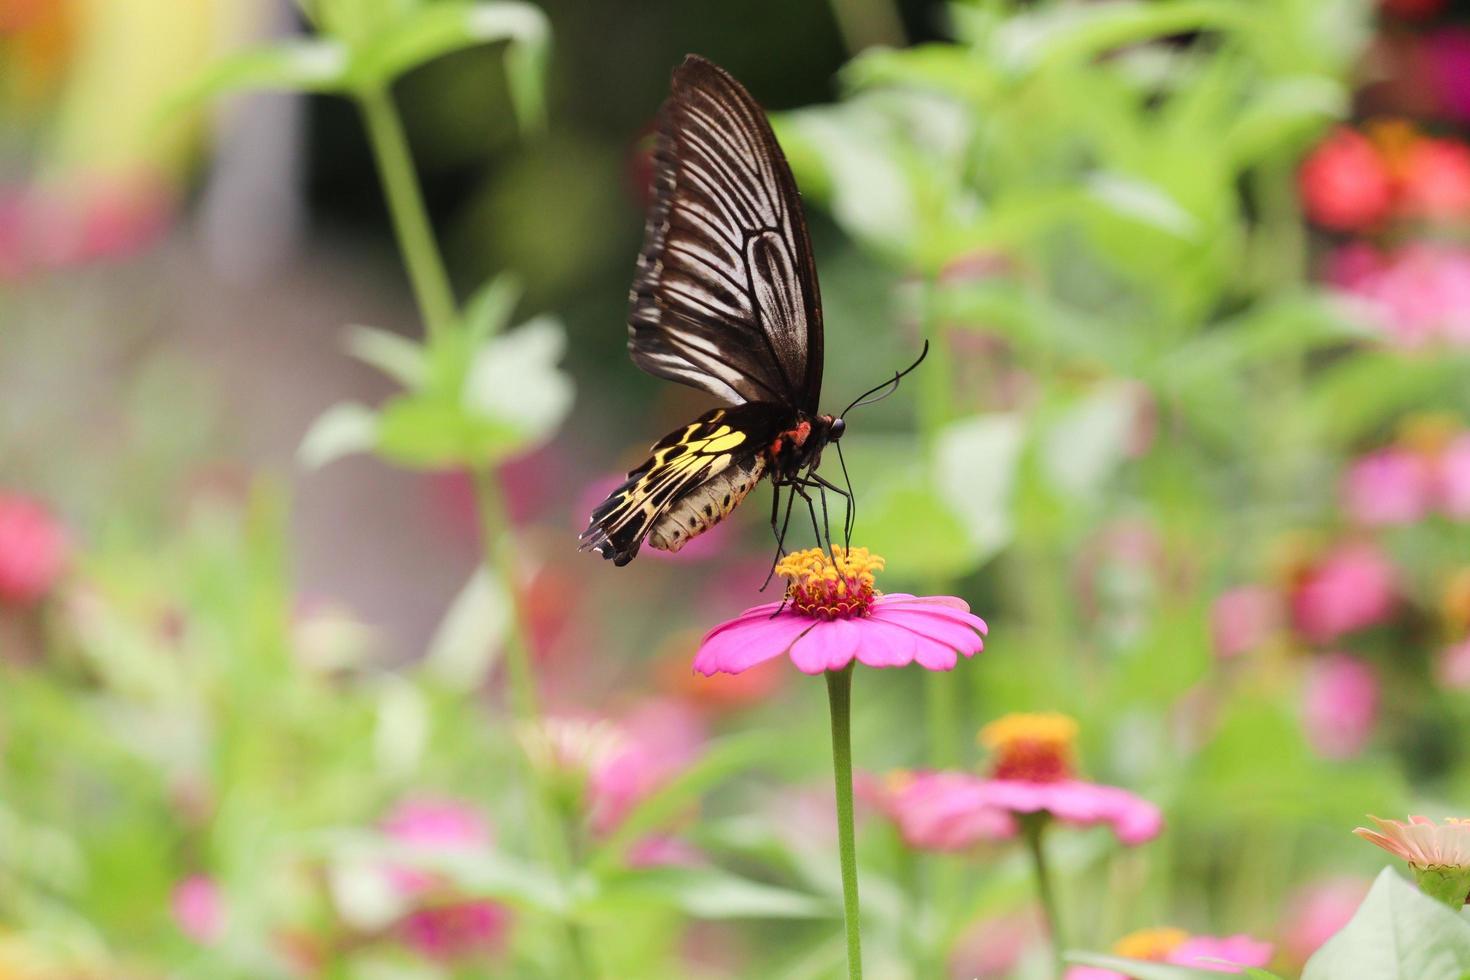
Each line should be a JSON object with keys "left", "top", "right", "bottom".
{"left": 826, "top": 663, "right": 864, "bottom": 980}
{"left": 1023, "top": 815, "right": 1064, "bottom": 978}
{"left": 356, "top": 86, "right": 459, "bottom": 340}
{"left": 355, "top": 83, "right": 595, "bottom": 977}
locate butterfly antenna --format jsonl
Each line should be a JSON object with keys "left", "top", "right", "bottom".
{"left": 839, "top": 339, "right": 930, "bottom": 418}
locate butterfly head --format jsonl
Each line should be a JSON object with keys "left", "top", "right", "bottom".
{"left": 827, "top": 416, "right": 846, "bottom": 441}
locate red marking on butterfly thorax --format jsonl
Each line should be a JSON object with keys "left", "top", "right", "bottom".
{"left": 769, "top": 420, "right": 812, "bottom": 458}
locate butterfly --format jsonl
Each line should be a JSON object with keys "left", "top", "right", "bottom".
{"left": 580, "top": 55, "right": 920, "bottom": 567}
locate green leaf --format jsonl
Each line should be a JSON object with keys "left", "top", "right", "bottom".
{"left": 461, "top": 316, "right": 574, "bottom": 450}
{"left": 1084, "top": 172, "right": 1198, "bottom": 240}
{"left": 1065, "top": 952, "right": 1252, "bottom": 979}
{"left": 1303, "top": 867, "right": 1470, "bottom": 979}
{"left": 991, "top": 1, "right": 1250, "bottom": 75}
{"left": 857, "top": 471, "right": 976, "bottom": 579}
{"left": 298, "top": 402, "right": 381, "bottom": 469}
{"left": 1040, "top": 382, "right": 1137, "bottom": 500}
{"left": 422, "top": 567, "right": 509, "bottom": 691}
{"left": 462, "top": 274, "right": 523, "bottom": 346}
{"left": 163, "top": 39, "right": 349, "bottom": 115}
{"left": 349, "top": 2, "right": 549, "bottom": 129}
{"left": 591, "top": 866, "right": 831, "bottom": 920}
{"left": 934, "top": 413, "right": 1025, "bottom": 563}
{"left": 345, "top": 325, "right": 426, "bottom": 388}
{"left": 374, "top": 394, "right": 523, "bottom": 468}
{"left": 1305, "top": 350, "right": 1470, "bottom": 448}
{"left": 1226, "top": 75, "right": 1348, "bottom": 167}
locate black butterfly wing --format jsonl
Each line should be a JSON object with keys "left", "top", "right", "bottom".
{"left": 580, "top": 403, "right": 789, "bottom": 565}
{"left": 630, "top": 55, "right": 824, "bottom": 415}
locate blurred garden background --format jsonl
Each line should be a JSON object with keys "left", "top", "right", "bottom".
{"left": 6, "top": 0, "right": 1470, "bottom": 976}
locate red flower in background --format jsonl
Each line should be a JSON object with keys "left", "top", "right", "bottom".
{"left": 1380, "top": 0, "right": 1448, "bottom": 20}
{"left": 1299, "top": 128, "right": 1394, "bottom": 231}
{"left": 0, "top": 494, "right": 68, "bottom": 607}
{"left": 1397, "top": 137, "right": 1470, "bottom": 221}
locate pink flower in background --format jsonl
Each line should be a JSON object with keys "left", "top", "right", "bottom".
{"left": 694, "top": 548, "right": 987, "bottom": 676}
{"left": 382, "top": 798, "right": 492, "bottom": 895}
{"left": 1302, "top": 654, "right": 1380, "bottom": 759}
{"left": 1397, "top": 138, "right": 1470, "bottom": 221}
{"left": 0, "top": 494, "right": 68, "bottom": 606}
{"left": 1326, "top": 244, "right": 1470, "bottom": 348}
{"left": 1427, "top": 28, "right": 1470, "bottom": 123}
{"left": 1067, "top": 928, "right": 1272, "bottom": 979}
{"left": 0, "top": 176, "right": 171, "bottom": 281}
{"left": 626, "top": 835, "right": 704, "bottom": 869}
{"left": 1289, "top": 544, "right": 1395, "bottom": 644}
{"left": 1436, "top": 639, "right": 1470, "bottom": 690}
{"left": 171, "top": 875, "right": 225, "bottom": 945}
{"left": 588, "top": 700, "right": 706, "bottom": 834}
{"left": 874, "top": 770, "right": 1015, "bottom": 851}
{"left": 1340, "top": 449, "right": 1432, "bottom": 526}
{"left": 1435, "top": 435, "right": 1470, "bottom": 518}
{"left": 1210, "top": 585, "right": 1281, "bottom": 659}
{"left": 398, "top": 900, "right": 512, "bottom": 961}
{"left": 1169, "top": 934, "right": 1275, "bottom": 973}
{"left": 1299, "top": 128, "right": 1394, "bottom": 231}
{"left": 1280, "top": 878, "right": 1368, "bottom": 965}
{"left": 948, "top": 914, "right": 1036, "bottom": 979}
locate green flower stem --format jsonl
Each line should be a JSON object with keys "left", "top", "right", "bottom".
{"left": 826, "top": 662, "right": 864, "bottom": 980}
{"left": 355, "top": 83, "right": 595, "bottom": 978}
{"left": 356, "top": 86, "right": 459, "bottom": 340}
{"left": 1022, "top": 815, "right": 1064, "bottom": 978}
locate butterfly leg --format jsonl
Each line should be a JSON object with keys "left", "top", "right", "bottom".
{"left": 834, "top": 441, "right": 856, "bottom": 549}
{"left": 806, "top": 470, "right": 853, "bottom": 553}
{"left": 790, "top": 481, "right": 835, "bottom": 564}
{"left": 760, "top": 480, "right": 799, "bottom": 594}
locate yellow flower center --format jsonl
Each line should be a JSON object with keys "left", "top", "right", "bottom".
{"left": 775, "top": 547, "right": 884, "bottom": 620}
{"left": 1113, "top": 927, "right": 1190, "bottom": 961}
{"left": 978, "top": 712, "right": 1079, "bottom": 783}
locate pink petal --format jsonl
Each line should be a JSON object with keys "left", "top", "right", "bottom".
{"left": 869, "top": 606, "right": 988, "bottom": 655}
{"left": 880, "top": 593, "right": 976, "bottom": 615}
{"left": 694, "top": 615, "right": 814, "bottom": 675}
{"left": 699, "top": 601, "right": 791, "bottom": 642}
{"left": 852, "top": 617, "right": 919, "bottom": 669}
{"left": 790, "top": 619, "right": 861, "bottom": 674}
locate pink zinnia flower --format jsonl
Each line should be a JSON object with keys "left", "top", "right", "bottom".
{"left": 1209, "top": 585, "right": 1280, "bottom": 659}
{"left": 1289, "top": 543, "right": 1396, "bottom": 645}
{"left": 382, "top": 798, "right": 492, "bottom": 895}
{"left": 1280, "top": 878, "right": 1368, "bottom": 965}
{"left": 1340, "top": 449, "right": 1433, "bottom": 526}
{"left": 1067, "top": 928, "right": 1272, "bottom": 979}
{"left": 1299, "top": 128, "right": 1394, "bottom": 232}
{"left": 873, "top": 770, "right": 1016, "bottom": 851}
{"left": 1327, "top": 244, "right": 1470, "bottom": 348}
{"left": 172, "top": 874, "right": 225, "bottom": 945}
{"left": 1301, "top": 654, "right": 1380, "bottom": 760}
{"left": 693, "top": 548, "right": 987, "bottom": 676}
{"left": 1355, "top": 815, "right": 1470, "bottom": 907}
{"left": 970, "top": 713, "right": 1163, "bottom": 845}
{"left": 0, "top": 494, "right": 68, "bottom": 607}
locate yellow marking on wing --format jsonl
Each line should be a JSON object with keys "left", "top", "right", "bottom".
{"left": 702, "top": 431, "right": 747, "bottom": 453}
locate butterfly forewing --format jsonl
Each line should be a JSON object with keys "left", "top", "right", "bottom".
{"left": 629, "top": 56, "right": 824, "bottom": 415}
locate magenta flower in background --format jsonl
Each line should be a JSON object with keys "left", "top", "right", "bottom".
{"left": 1436, "top": 638, "right": 1470, "bottom": 690}
{"left": 1302, "top": 654, "right": 1380, "bottom": 760}
{"left": 171, "top": 875, "right": 225, "bottom": 945}
{"left": 1325, "top": 243, "right": 1470, "bottom": 348}
{"left": 1289, "top": 543, "right": 1396, "bottom": 645}
{"left": 1427, "top": 28, "right": 1470, "bottom": 123}
{"left": 587, "top": 699, "right": 707, "bottom": 834}
{"left": 874, "top": 770, "right": 1015, "bottom": 851}
{"left": 693, "top": 548, "right": 987, "bottom": 676}
{"left": 0, "top": 493, "right": 68, "bottom": 607}
{"left": 382, "top": 798, "right": 492, "bottom": 895}
{"left": 1209, "top": 585, "right": 1281, "bottom": 659}
{"left": 1280, "top": 877, "right": 1369, "bottom": 965}
{"left": 398, "top": 900, "right": 512, "bottom": 961}
{"left": 1340, "top": 449, "right": 1432, "bottom": 526}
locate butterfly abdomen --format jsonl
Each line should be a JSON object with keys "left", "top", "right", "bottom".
{"left": 648, "top": 455, "right": 767, "bottom": 553}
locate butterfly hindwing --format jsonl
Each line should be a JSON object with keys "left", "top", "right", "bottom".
{"left": 580, "top": 403, "right": 789, "bottom": 565}
{"left": 629, "top": 55, "right": 824, "bottom": 415}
